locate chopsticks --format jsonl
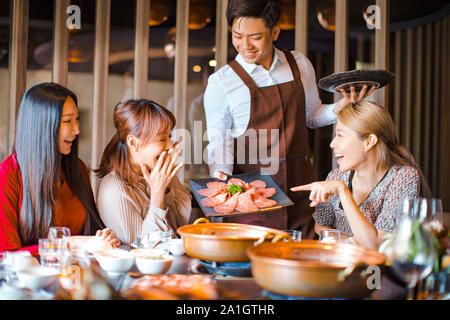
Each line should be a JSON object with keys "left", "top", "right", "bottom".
{"left": 151, "top": 240, "right": 162, "bottom": 249}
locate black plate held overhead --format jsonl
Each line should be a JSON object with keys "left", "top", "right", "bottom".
{"left": 318, "top": 69, "right": 396, "bottom": 93}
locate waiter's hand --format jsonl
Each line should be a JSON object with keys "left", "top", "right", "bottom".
{"left": 213, "top": 170, "right": 230, "bottom": 181}
{"left": 333, "top": 85, "right": 376, "bottom": 114}
{"left": 291, "top": 181, "right": 346, "bottom": 207}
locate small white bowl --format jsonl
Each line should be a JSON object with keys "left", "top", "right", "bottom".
{"left": 0, "top": 284, "right": 27, "bottom": 300}
{"left": 16, "top": 266, "right": 59, "bottom": 290}
{"left": 133, "top": 250, "right": 173, "bottom": 274}
{"left": 2, "top": 251, "right": 40, "bottom": 272}
{"left": 168, "top": 239, "right": 185, "bottom": 256}
{"left": 130, "top": 248, "right": 166, "bottom": 257}
{"left": 94, "top": 249, "right": 135, "bottom": 274}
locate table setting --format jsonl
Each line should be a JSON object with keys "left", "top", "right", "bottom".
{"left": 0, "top": 199, "right": 449, "bottom": 301}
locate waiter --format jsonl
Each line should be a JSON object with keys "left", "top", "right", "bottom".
{"left": 203, "top": 0, "right": 374, "bottom": 237}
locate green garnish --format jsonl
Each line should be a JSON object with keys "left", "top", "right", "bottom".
{"left": 228, "top": 184, "right": 244, "bottom": 195}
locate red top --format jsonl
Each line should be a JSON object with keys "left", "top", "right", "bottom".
{"left": 0, "top": 153, "right": 90, "bottom": 255}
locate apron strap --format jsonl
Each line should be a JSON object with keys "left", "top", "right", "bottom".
{"left": 229, "top": 51, "right": 301, "bottom": 88}
{"left": 228, "top": 60, "right": 258, "bottom": 89}
{"left": 282, "top": 49, "right": 302, "bottom": 82}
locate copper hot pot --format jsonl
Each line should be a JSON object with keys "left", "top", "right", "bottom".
{"left": 177, "top": 218, "right": 289, "bottom": 262}
{"left": 247, "top": 240, "right": 387, "bottom": 299}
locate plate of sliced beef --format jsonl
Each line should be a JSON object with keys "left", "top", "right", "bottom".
{"left": 189, "top": 172, "right": 294, "bottom": 217}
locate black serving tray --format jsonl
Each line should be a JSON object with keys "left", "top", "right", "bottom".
{"left": 189, "top": 172, "right": 294, "bottom": 218}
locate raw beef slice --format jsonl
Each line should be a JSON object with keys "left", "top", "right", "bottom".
{"left": 214, "top": 192, "right": 240, "bottom": 214}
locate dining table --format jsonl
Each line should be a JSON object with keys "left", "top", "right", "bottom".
{"left": 102, "top": 245, "right": 266, "bottom": 300}
{"left": 96, "top": 244, "right": 410, "bottom": 300}
{"left": 0, "top": 243, "right": 417, "bottom": 301}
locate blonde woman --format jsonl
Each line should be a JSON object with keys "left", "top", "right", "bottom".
{"left": 291, "top": 101, "right": 429, "bottom": 250}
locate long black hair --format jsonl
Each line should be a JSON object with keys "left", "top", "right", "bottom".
{"left": 14, "top": 82, "right": 104, "bottom": 246}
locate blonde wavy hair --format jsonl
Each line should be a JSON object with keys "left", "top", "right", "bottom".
{"left": 337, "top": 101, "right": 430, "bottom": 196}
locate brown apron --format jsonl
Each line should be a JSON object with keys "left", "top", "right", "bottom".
{"left": 219, "top": 50, "right": 316, "bottom": 239}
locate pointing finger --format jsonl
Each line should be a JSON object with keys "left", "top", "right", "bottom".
{"left": 310, "top": 200, "right": 320, "bottom": 207}
{"left": 290, "top": 184, "right": 313, "bottom": 192}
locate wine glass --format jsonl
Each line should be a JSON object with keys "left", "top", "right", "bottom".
{"left": 416, "top": 198, "right": 444, "bottom": 233}
{"left": 391, "top": 198, "right": 436, "bottom": 300}
{"left": 415, "top": 198, "right": 443, "bottom": 222}
{"left": 395, "top": 196, "right": 418, "bottom": 227}
{"left": 48, "top": 227, "right": 71, "bottom": 239}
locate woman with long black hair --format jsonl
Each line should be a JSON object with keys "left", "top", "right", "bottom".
{"left": 0, "top": 82, "right": 119, "bottom": 254}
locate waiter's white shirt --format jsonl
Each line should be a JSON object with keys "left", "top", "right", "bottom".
{"left": 203, "top": 47, "right": 338, "bottom": 176}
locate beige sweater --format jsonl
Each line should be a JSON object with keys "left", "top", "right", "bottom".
{"left": 96, "top": 172, "right": 192, "bottom": 245}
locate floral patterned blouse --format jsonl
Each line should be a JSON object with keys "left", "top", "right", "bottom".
{"left": 312, "top": 165, "right": 421, "bottom": 237}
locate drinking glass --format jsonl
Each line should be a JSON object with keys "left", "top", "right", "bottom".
{"left": 48, "top": 227, "right": 71, "bottom": 239}
{"left": 283, "top": 230, "right": 302, "bottom": 242}
{"left": 319, "top": 229, "right": 341, "bottom": 243}
{"left": 59, "top": 251, "right": 91, "bottom": 292}
{"left": 0, "top": 252, "right": 13, "bottom": 286}
{"left": 38, "top": 238, "right": 70, "bottom": 268}
{"left": 141, "top": 231, "right": 172, "bottom": 253}
{"left": 391, "top": 197, "right": 436, "bottom": 300}
{"left": 416, "top": 198, "right": 445, "bottom": 236}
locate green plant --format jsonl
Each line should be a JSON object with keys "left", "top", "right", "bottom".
{"left": 228, "top": 184, "right": 244, "bottom": 196}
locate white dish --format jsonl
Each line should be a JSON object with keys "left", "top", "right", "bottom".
{"left": 94, "top": 249, "right": 135, "bottom": 274}
{"left": 2, "top": 251, "right": 40, "bottom": 272}
{"left": 133, "top": 251, "right": 173, "bottom": 274}
{"left": 16, "top": 266, "right": 60, "bottom": 290}
{"left": 0, "top": 284, "right": 27, "bottom": 300}
{"left": 130, "top": 248, "right": 166, "bottom": 257}
{"left": 168, "top": 239, "right": 185, "bottom": 256}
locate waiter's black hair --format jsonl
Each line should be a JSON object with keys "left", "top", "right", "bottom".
{"left": 226, "top": 0, "right": 281, "bottom": 29}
